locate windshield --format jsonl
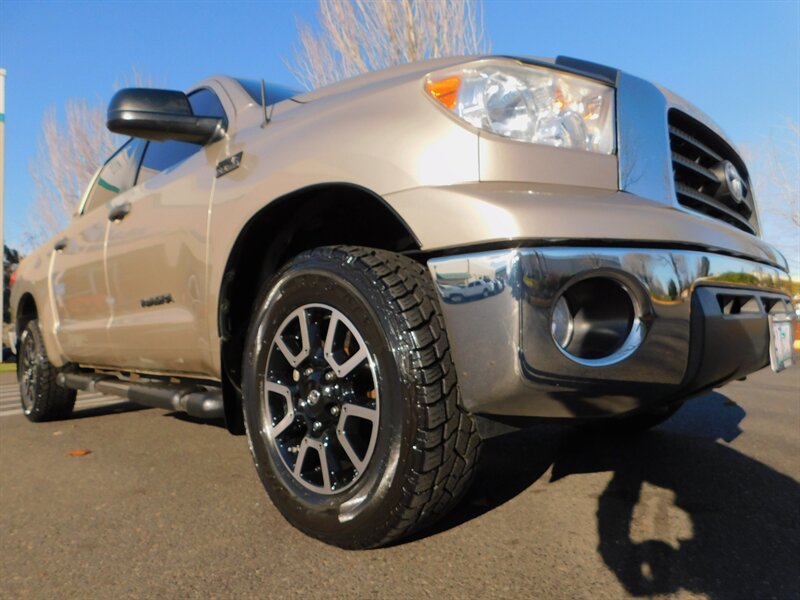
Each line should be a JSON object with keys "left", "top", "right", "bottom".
{"left": 235, "top": 78, "right": 300, "bottom": 105}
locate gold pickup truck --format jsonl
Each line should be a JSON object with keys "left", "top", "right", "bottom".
{"left": 10, "top": 55, "right": 795, "bottom": 548}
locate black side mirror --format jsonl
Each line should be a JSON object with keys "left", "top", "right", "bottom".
{"left": 107, "top": 88, "right": 224, "bottom": 145}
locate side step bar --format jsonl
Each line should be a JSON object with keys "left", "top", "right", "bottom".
{"left": 57, "top": 372, "right": 224, "bottom": 420}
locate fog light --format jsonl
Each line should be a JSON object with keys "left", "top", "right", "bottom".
{"left": 551, "top": 276, "right": 646, "bottom": 366}
{"left": 551, "top": 296, "right": 574, "bottom": 349}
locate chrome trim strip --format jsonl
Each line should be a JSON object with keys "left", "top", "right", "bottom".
{"left": 616, "top": 73, "right": 674, "bottom": 206}
{"left": 616, "top": 73, "right": 762, "bottom": 235}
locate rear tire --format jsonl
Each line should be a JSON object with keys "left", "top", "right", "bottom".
{"left": 242, "top": 246, "right": 480, "bottom": 548}
{"left": 17, "top": 319, "right": 76, "bottom": 422}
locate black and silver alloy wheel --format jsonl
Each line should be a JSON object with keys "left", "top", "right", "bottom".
{"left": 242, "top": 246, "right": 481, "bottom": 549}
{"left": 19, "top": 328, "right": 38, "bottom": 413}
{"left": 264, "top": 304, "right": 380, "bottom": 494}
{"left": 16, "top": 319, "right": 76, "bottom": 422}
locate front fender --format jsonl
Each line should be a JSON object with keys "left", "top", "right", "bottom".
{"left": 384, "top": 182, "right": 786, "bottom": 269}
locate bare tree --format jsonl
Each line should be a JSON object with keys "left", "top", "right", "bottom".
{"left": 744, "top": 118, "right": 800, "bottom": 274}
{"left": 27, "top": 71, "right": 152, "bottom": 246}
{"left": 762, "top": 119, "right": 799, "bottom": 228}
{"left": 28, "top": 99, "right": 120, "bottom": 244}
{"left": 290, "top": 0, "right": 489, "bottom": 90}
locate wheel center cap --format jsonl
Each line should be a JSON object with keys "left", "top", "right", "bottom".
{"left": 299, "top": 371, "right": 339, "bottom": 423}
{"left": 306, "top": 388, "right": 321, "bottom": 406}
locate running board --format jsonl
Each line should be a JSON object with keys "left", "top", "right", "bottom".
{"left": 57, "top": 373, "right": 224, "bottom": 420}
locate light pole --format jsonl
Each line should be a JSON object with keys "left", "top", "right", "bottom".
{"left": 0, "top": 68, "right": 5, "bottom": 356}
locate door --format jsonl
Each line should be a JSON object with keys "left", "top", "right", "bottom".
{"left": 50, "top": 139, "right": 146, "bottom": 364}
{"left": 104, "top": 88, "right": 229, "bottom": 375}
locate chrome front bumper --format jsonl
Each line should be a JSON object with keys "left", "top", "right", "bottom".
{"left": 428, "top": 247, "right": 793, "bottom": 418}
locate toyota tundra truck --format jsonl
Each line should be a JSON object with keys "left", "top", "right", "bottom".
{"left": 10, "top": 55, "right": 795, "bottom": 548}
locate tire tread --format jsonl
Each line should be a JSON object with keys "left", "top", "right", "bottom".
{"left": 302, "top": 246, "right": 481, "bottom": 546}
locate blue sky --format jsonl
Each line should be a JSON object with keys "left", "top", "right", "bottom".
{"left": 1, "top": 0, "right": 798, "bottom": 269}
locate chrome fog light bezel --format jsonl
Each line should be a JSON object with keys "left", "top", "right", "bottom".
{"left": 550, "top": 295, "right": 574, "bottom": 349}
{"left": 551, "top": 275, "right": 648, "bottom": 367}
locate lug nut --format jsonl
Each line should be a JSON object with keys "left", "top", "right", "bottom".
{"left": 303, "top": 367, "right": 314, "bottom": 377}
{"left": 306, "top": 389, "right": 321, "bottom": 406}
{"left": 329, "top": 405, "right": 340, "bottom": 417}
{"left": 324, "top": 371, "right": 336, "bottom": 382}
{"left": 322, "top": 385, "right": 333, "bottom": 396}
{"left": 312, "top": 421, "right": 323, "bottom": 432}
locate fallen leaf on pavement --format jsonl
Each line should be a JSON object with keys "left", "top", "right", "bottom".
{"left": 66, "top": 449, "right": 91, "bottom": 457}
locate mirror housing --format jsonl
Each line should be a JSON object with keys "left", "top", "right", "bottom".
{"left": 107, "top": 88, "right": 224, "bottom": 145}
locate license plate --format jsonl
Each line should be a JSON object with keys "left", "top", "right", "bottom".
{"left": 769, "top": 314, "right": 794, "bottom": 373}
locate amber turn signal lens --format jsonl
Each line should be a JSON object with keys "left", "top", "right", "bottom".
{"left": 425, "top": 76, "right": 461, "bottom": 110}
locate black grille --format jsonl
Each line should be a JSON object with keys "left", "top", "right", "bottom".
{"left": 668, "top": 109, "right": 756, "bottom": 234}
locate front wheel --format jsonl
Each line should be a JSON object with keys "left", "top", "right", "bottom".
{"left": 242, "top": 246, "right": 480, "bottom": 548}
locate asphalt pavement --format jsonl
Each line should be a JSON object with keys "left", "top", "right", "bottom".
{"left": 1, "top": 366, "right": 798, "bottom": 599}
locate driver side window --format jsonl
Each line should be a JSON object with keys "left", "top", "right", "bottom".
{"left": 82, "top": 138, "right": 146, "bottom": 215}
{"left": 137, "top": 88, "right": 227, "bottom": 183}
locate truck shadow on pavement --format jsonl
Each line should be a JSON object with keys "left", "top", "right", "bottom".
{"left": 426, "top": 392, "right": 800, "bottom": 598}
{"left": 67, "top": 403, "right": 226, "bottom": 429}
{"left": 70, "top": 401, "right": 151, "bottom": 419}
{"left": 163, "top": 411, "right": 227, "bottom": 429}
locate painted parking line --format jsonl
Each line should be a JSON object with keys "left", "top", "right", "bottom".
{"left": 0, "top": 391, "right": 106, "bottom": 405}
{"left": 0, "top": 392, "right": 130, "bottom": 418}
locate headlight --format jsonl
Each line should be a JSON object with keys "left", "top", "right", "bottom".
{"left": 425, "top": 61, "right": 615, "bottom": 154}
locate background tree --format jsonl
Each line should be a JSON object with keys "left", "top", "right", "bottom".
{"left": 27, "top": 72, "right": 151, "bottom": 246}
{"left": 759, "top": 119, "right": 799, "bottom": 229}
{"left": 28, "top": 99, "right": 119, "bottom": 244}
{"left": 290, "top": 0, "right": 488, "bottom": 90}
{"left": 744, "top": 118, "right": 800, "bottom": 275}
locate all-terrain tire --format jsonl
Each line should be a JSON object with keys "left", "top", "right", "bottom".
{"left": 242, "top": 246, "right": 481, "bottom": 548}
{"left": 17, "top": 319, "right": 76, "bottom": 422}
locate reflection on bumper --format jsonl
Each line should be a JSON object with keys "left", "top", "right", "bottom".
{"left": 428, "top": 247, "right": 793, "bottom": 418}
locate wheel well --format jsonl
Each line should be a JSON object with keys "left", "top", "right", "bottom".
{"left": 217, "top": 183, "right": 420, "bottom": 433}
{"left": 16, "top": 293, "right": 38, "bottom": 337}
